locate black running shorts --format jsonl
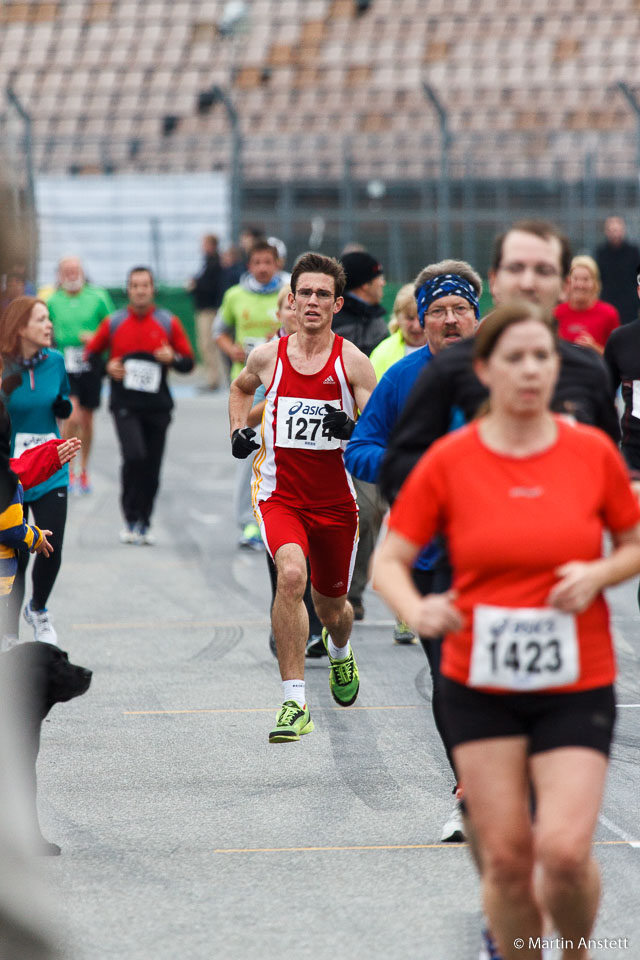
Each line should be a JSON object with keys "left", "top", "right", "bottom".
{"left": 68, "top": 354, "right": 104, "bottom": 410}
{"left": 440, "top": 676, "right": 616, "bottom": 757}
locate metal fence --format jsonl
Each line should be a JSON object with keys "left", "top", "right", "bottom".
{"left": 10, "top": 126, "right": 640, "bottom": 286}
{"left": 240, "top": 159, "right": 640, "bottom": 283}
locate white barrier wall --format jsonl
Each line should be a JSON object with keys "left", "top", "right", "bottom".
{"left": 36, "top": 173, "right": 230, "bottom": 288}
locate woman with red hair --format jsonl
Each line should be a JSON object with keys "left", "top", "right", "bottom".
{"left": 0, "top": 297, "right": 72, "bottom": 647}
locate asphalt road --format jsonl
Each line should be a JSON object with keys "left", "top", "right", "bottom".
{"left": 27, "top": 383, "right": 640, "bottom": 960}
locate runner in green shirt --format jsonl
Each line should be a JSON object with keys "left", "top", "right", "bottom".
{"left": 47, "top": 256, "right": 114, "bottom": 495}
{"left": 214, "top": 241, "right": 284, "bottom": 380}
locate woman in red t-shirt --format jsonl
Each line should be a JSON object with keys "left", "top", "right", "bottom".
{"left": 375, "top": 300, "right": 640, "bottom": 960}
{"left": 555, "top": 255, "right": 620, "bottom": 354}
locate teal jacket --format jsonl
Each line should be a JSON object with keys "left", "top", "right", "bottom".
{"left": 1, "top": 350, "right": 70, "bottom": 501}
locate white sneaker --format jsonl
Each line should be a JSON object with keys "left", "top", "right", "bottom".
{"left": 23, "top": 602, "right": 58, "bottom": 645}
{"left": 136, "top": 524, "right": 155, "bottom": 545}
{"left": 441, "top": 796, "right": 466, "bottom": 842}
{"left": 120, "top": 523, "right": 138, "bottom": 544}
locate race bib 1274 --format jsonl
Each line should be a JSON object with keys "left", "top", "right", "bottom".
{"left": 468, "top": 604, "right": 579, "bottom": 691}
{"left": 275, "top": 397, "right": 341, "bottom": 450}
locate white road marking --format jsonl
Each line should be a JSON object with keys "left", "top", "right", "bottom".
{"left": 598, "top": 812, "right": 640, "bottom": 847}
{"left": 188, "top": 509, "right": 221, "bottom": 524}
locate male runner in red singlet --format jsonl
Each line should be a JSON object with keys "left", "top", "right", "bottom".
{"left": 229, "top": 252, "right": 377, "bottom": 742}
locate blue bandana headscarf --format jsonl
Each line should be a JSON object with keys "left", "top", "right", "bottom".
{"left": 415, "top": 274, "right": 480, "bottom": 327}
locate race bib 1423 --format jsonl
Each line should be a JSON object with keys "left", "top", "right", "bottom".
{"left": 468, "top": 604, "right": 579, "bottom": 691}
{"left": 275, "top": 397, "right": 341, "bottom": 450}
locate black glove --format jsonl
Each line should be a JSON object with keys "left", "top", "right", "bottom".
{"left": 231, "top": 426, "right": 260, "bottom": 459}
{"left": 52, "top": 394, "right": 72, "bottom": 419}
{"left": 322, "top": 404, "right": 355, "bottom": 440}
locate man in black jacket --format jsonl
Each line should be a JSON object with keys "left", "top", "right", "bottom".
{"left": 604, "top": 262, "right": 640, "bottom": 474}
{"left": 334, "top": 250, "right": 388, "bottom": 620}
{"left": 333, "top": 251, "right": 388, "bottom": 357}
{"left": 189, "top": 234, "right": 224, "bottom": 390}
{"left": 595, "top": 216, "right": 640, "bottom": 326}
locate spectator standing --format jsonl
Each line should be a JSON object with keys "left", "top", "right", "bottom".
{"left": 333, "top": 250, "right": 388, "bottom": 622}
{"left": 333, "top": 251, "right": 388, "bottom": 357}
{"left": 555, "top": 255, "right": 619, "bottom": 354}
{"left": 85, "top": 267, "right": 194, "bottom": 545}
{"left": 46, "top": 256, "right": 114, "bottom": 494}
{"left": 0, "top": 297, "right": 72, "bottom": 646}
{"left": 220, "top": 227, "right": 266, "bottom": 295}
{"left": 594, "top": 215, "right": 640, "bottom": 325}
{"left": 188, "top": 234, "right": 224, "bottom": 391}
{"left": 267, "top": 236, "right": 291, "bottom": 282}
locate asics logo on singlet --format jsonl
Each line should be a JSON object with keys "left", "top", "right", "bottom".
{"left": 287, "top": 400, "right": 329, "bottom": 416}
{"left": 323, "top": 375, "right": 336, "bottom": 384}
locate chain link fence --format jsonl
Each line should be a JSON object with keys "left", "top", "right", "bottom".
{"left": 12, "top": 126, "right": 640, "bottom": 286}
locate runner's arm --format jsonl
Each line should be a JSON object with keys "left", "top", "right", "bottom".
{"left": 549, "top": 524, "right": 640, "bottom": 614}
{"left": 84, "top": 317, "right": 111, "bottom": 357}
{"left": 167, "top": 316, "right": 195, "bottom": 372}
{"left": 373, "top": 529, "right": 463, "bottom": 637}
{"left": 228, "top": 342, "right": 274, "bottom": 436}
{"left": 342, "top": 341, "right": 377, "bottom": 414}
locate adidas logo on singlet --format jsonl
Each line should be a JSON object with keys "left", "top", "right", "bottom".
{"left": 323, "top": 375, "right": 336, "bottom": 384}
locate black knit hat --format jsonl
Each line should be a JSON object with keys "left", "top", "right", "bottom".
{"left": 341, "top": 251, "right": 383, "bottom": 291}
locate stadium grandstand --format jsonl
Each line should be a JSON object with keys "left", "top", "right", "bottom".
{"left": 1, "top": 0, "right": 639, "bottom": 280}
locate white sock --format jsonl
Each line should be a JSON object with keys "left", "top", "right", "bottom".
{"left": 282, "top": 679, "right": 305, "bottom": 708}
{"left": 327, "top": 635, "right": 350, "bottom": 661}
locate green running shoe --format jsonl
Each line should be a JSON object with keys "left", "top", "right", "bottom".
{"left": 322, "top": 628, "right": 360, "bottom": 706}
{"left": 268, "top": 700, "right": 314, "bottom": 743}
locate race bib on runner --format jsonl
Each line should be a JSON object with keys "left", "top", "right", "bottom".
{"left": 123, "top": 359, "right": 162, "bottom": 394}
{"left": 469, "top": 604, "right": 579, "bottom": 691}
{"left": 632, "top": 381, "right": 640, "bottom": 419}
{"left": 275, "top": 397, "right": 341, "bottom": 450}
{"left": 14, "top": 432, "right": 57, "bottom": 459}
{"left": 64, "top": 346, "right": 90, "bottom": 375}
